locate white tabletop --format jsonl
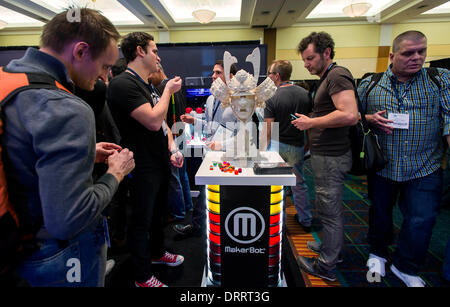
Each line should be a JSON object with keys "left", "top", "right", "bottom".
{"left": 195, "top": 151, "right": 296, "bottom": 186}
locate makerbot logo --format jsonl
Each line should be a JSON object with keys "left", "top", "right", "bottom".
{"left": 225, "top": 207, "right": 265, "bottom": 244}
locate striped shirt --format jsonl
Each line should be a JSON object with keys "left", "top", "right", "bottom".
{"left": 357, "top": 66, "right": 450, "bottom": 182}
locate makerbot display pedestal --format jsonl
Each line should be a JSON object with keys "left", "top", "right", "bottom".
{"left": 195, "top": 151, "right": 295, "bottom": 287}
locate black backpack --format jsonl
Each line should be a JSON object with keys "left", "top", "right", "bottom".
{"left": 349, "top": 67, "right": 444, "bottom": 175}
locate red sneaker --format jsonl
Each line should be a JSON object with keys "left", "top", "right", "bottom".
{"left": 135, "top": 276, "right": 167, "bottom": 287}
{"left": 152, "top": 251, "right": 184, "bottom": 266}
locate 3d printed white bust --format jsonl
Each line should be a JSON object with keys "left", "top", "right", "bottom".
{"left": 210, "top": 48, "right": 277, "bottom": 162}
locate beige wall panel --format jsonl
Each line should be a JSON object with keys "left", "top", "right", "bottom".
{"left": 427, "top": 44, "right": 450, "bottom": 57}
{"left": 392, "top": 22, "right": 450, "bottom": 45}
{"left": 0, "top": 34, "right": 41, "bottom": 46}
{"left": 276, "top": 46, "right": 379, "bottom": 61}
{"left": 118, "top": 30, "right": 159, "bottom": 42}
{"left": 169, "top": 28, "right": 263, "bottom": 43}
{"left": 290, "top": 58, "right": 377, "bottom": 80}
{"left": 0, "top": 30, "right": 159, "bottom": 46}
{"left": 277, "top": 24, "right": 381, "bottom": 50}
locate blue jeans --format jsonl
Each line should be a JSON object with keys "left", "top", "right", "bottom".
{"left": 367, "top": 169, "right": 443, "bottom": 275}
{"left": 168, "top": 162, "right": 193, "bottom": 220}
{"left": 442, "top": 148, "right": 450, "bottom": 206}
{"left": 17, "top": 218, "right": 107, "bottom": 287}
{"left": 269, "top": 140, "right": 311, "bottom": 226}
{"left": 444, "top": 239, "right": 450, "bottom": 281}
{"left": 179, "top": 162, "right": 193, "bottom": 212}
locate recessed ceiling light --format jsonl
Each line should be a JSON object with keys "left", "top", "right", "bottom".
{"left": 307, "top": 0, "right": 400, "bottom": 19}
{"left": 29, "top": 0, "right": 143, "bottom": 25}
{"left": 422, "top": 1, "right": 450, "bottom": 14}
{"left": 160, "top": 0, "right": 241, "bottom": 23}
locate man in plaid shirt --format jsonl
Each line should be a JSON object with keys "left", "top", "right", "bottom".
{"left": 358, "top": 30, "right": 450, "bottom": 287}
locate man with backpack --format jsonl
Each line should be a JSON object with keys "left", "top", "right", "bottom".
{"left": 293, "top": 32, "right": 359, "bottom": 282}
{"left": 358, "top": 30, "right": 450, "bottom": 287}
{"left": 0, "top": 8, "right": 135, "bottom": 286}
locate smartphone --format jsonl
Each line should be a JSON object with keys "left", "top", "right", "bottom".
{"left": 290, "top": 114, "right": 298, "bottom": 120}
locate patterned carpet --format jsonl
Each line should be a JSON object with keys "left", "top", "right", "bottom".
{"left": 286, "top": 160, "right": 450, "bottom": 287}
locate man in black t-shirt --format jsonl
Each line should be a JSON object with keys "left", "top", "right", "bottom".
{"left": 293, "top": 32, "right": 358, "bottom": 282}
{"left": 264, "top": 60, "right": 313, "bottom": 232}
{"left": 107, "top": 32, "right": 184, "bottom": 287}
{"left": 149, "top": 63, "right": 193, "bottom": 221}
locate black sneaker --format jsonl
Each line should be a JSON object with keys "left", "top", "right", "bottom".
{"left": 173, "top": 224, "right": 201, "bottom": 237}
{"left": 306, "top": 241, "right": 343, "bottom": 264}
{"left": 297, "top": 255, "right": 337, "bottom": 282}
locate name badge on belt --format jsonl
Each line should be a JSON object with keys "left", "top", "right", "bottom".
{"left": 388, "top": 113, "right": 409, "bottom": 129}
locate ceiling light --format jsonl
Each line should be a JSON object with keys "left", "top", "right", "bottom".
{"left": 343, "top": 1, "right": 372, "bottom": 17}
{"left": 0, "top": 20, "right": 8, "bottom": 30}
{"left": 192, "top": 8, "right": 216, "bottom": 24}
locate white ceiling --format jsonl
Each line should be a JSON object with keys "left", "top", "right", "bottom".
{"left": 0, "top": 0, "right": 449, "bottom": 30}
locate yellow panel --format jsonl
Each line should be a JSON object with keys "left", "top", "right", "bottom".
{"left": 207, "top": 185, "right": 220, "bottom": 193}
{"left": 271, "top": 185, "right": 283, "bottom": 193}
{"left": 208, "top": 201, "right": 220, "bottom": 214}
{"left": 271, "top": 192, "right": 282, "bottom": 204}
{"left": 270, "top": 203, "right": 281, "bottom": 215}
{"left": 207, "top": 190, "right": 220, "bottom": 203}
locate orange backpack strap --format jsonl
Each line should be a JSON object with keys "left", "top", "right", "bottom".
{"left": 0, "top": 67, "right": 72, "bottom": 107}
{"left": 0, "top": 67, "right": 73, "bottom": 227}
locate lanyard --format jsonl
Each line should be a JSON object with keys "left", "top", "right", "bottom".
{"left": 171, "top": 94, "right": 176, "bottom": 123}
{"left": 311, "top": 62, "right": 336, "bottom": 101}
{"left": 126, "top": 67, "right": 158, "bottom": 97}
{"left": 126, "top": 67, "right": 160, "bottom": 107}
{"left": 211, "top": 98, "right": 221, "bottom": 122}
{"left": 389, "top": 77, "right": 413, "bottom": 112}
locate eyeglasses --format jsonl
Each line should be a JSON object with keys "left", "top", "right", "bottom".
{"left": 268, "top": 71, "right": 276, "bottom": 75}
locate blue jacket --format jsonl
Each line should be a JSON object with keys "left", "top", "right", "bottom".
{"left": 3, "top": 48, "right": 118, "bottom": 240}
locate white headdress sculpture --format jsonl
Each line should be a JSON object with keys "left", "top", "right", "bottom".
{"left": 210, "top": 48, "right": 277, "bottom": 123}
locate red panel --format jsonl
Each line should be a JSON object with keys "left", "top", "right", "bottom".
{"left": 269, "top": 233, "right": 281, "bottom": 247}
{"left": 209, "top": 222, "right": 220, "bottom": 235}
{"left": 208, "top": 210, "right": 220, "bottom": 224}
{"left": 269, "top": 223, "right": 280, "bottom": 235}
{"left": 270, "top": 213, "right": 280, "bottom": 225}
{"left": 209, "top": 230, "right": 220, "bottom": 245}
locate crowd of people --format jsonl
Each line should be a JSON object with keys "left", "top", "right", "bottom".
{"left": 0, "top": 8, "right": 449, "bottom": 288}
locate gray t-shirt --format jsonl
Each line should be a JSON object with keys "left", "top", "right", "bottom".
{"left": 264, "top": 85, "right": 312, "bottom": 147}
{"left": 309, "top": 65, "right": 355, "bottom": 156}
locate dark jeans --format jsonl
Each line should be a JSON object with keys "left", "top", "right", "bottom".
{"left": 168, "top": 163, "right": 193, "bottom": 220}
{"left": 128, "top": 170, "right": 169, "bottom": 282}
{"left": 444, "top": 239, "right": 450, "bottom": 281}
{"left": 105, "top": 178, "right": 130, "bottom": 243}
{"left": 310, "top": 150, "right": 352, "bottom": 271}
{"left": 191, "top": 186, "right": 206, "bottom": 231}
{"left": 367, "top": 169, "right": 443, "bottom": 275}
